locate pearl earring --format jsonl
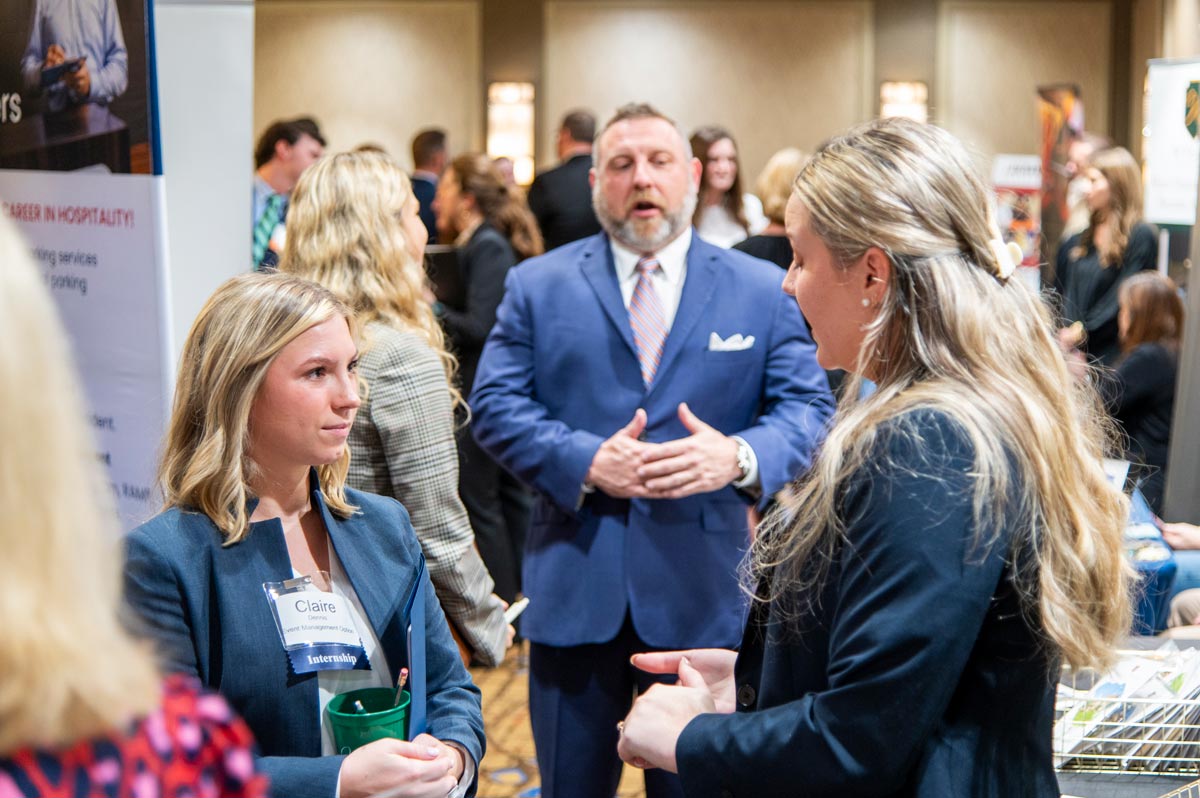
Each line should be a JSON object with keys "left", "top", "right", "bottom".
{"left": 861, "top": 297, "right": 870, "bottom": 307}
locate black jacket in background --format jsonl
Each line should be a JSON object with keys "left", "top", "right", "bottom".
{"left": 1099, "top": 341, "right": 1178, "bottom": 513}
{"left": 1054, "top": 222, "right": 1158, "bottom": 365}
{"left": 527, "top": 154, "right": 601, "bottom": 252}
{"left": 440, "top": 222, "right": 516, "bottom": 396}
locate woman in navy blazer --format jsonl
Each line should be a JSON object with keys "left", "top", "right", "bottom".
{"left": 616, "top": 119, "right": 1133, "bottom": 796}
{"left": 124, "top": 272, "right": 484, "bottom": 798}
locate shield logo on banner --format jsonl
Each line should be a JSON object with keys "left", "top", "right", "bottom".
{"left": 1188, "top": 82, "right": 1200, "bottom": 139}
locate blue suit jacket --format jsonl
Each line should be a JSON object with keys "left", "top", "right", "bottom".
{"left": 470, "top": 232, "right": 833, "bottom": 649}
{"left": 123, "top": 482, "right": 484, "bottom": 798}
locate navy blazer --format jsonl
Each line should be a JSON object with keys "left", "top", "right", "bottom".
{"left": 470, "top": 232, "right": 834, "bottom": 649}
{"left": 412, "top": 174, "right": 438, "bottom": 243}
{"left": 440, "top": 222, "right": 518, "bottom": 396}
{"left": 123, "top": 480, "right": 485, "bottom": 798}
{"left": 676, "top": 411, "right": 1060, "bottom": 798}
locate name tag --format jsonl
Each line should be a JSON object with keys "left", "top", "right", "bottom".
{"left": 264, "top": 574, "right": 369, "bottom": 674}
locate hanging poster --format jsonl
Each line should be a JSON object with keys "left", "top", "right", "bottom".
{"left": 0, "top": 0, "right": 170, "bottom": 528}
{"left": 1036, "top": 83, "right": 1083, "bottom": 267}
{"left": 1145, "top": 58, "right": 1200, "bottom": 226}
{"left": 992, "top": 153, "right": 1043, "bottom": 293}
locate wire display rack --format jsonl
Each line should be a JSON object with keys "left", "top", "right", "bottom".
{"left": 1055, "top": 694, "right": 1200, "bottom": 776}
{"left": 1158, "top": 781, "right": 1200, "bottom": 798}
{"left": 1055, "top": 646, "right": 1200, "bottom": 797}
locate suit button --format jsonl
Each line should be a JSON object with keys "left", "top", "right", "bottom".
{"left": 736, "top": 683, "right": 756, "bottom": 708}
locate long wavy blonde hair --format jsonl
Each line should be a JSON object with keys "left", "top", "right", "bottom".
{"left": 751, "top": 118, "right": 1132, "bottom": 671}
{"left": 159, "top": 272, "right": 358, "bottom": 544}
{"left": 279, "top": 150, "right": 461, "bottom": 407}
{"left": 0, "top": 213, "right": 159, "bottom": 752}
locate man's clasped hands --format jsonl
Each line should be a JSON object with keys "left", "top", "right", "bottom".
{"left": 585, "top": 403, "right": 743, "bottom": 500}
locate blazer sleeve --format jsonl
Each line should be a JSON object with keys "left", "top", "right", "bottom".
{"left": 124, "top": 526, "right": 202, "bottom": 677}
{"left": 732, "top": 289, "right": 834, "bottom": 498}
{"left": 676, "top": 414, "right": 1011, "bottom": 797}
{"left": 124, "top": 525, "right": 347, "bottom": 798}
{"left": 440, "top": 232, "right": 516, "bottom": 350}
{"left": 364, "top": 336, "right": 507, "bottom": 666}
{"left": 469, "top": 267, "right": 606, "bottom": 512}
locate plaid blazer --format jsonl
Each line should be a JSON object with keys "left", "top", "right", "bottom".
{"left": 348, "top": 322, "right": 507, "bottom": 666}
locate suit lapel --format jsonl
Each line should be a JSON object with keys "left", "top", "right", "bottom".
{"left": 218, "top": 507, "right": 325, "bottom": 754}
{"left": 222, "top": 511, "right": 295, "bottom": 680}
{"left": 648, "top": 239, "right": 720, "bottom": 398}
{"left": 580, "top": 235, "right": 637, "bottom": 357}
{"left": 317, "top": 485, "right": 414, "bottom": 678}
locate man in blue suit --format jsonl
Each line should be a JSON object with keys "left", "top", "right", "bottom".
{"left": 470, "top": 103, "right": 833, "bottom": 798}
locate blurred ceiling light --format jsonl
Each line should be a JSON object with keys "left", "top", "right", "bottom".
{"left": 880, "top": 81, "right": 929, "bottom": 124}
{"left": 487, "top": 82, "right": 535, "bottom": 186}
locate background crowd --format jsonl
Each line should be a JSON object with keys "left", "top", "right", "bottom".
{"left": 0, "top": 97, "right": 1187, "bottom": 798}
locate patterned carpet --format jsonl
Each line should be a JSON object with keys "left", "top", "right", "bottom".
{"left": 470, "top": 642, "right": 646, "bottom": 798}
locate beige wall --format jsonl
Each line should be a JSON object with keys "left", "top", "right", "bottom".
{"left": 542, "top": 1, "right": 874, "bottom": 182}
{"left": 1130, "top": 0, "right": 1163, "bottom": 160}
{"left": 1163, "top": 0, "right": 1200, "bottom": 59}
{"left": 255, "top": 1, "right": 482, "bottom": 168}
{"left": 937, "top": 1, "right": 1112, "bottom": 160}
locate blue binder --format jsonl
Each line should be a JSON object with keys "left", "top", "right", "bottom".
{"left": 403, "top": 554, "right": 428, "bottom": 739}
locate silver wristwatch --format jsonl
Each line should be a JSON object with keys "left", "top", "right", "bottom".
{"left": 735, "top": 437, "right": 753, "bottom": 481}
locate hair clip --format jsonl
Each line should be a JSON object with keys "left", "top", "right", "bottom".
{"left": 987, "top": 239, "right": 1022, "bottom": 281}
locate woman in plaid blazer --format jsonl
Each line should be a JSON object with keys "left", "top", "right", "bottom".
{"left": 280, "top": 150, "right": 511, "bottom": 666}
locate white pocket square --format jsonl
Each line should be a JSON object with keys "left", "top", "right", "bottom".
{"left": 708, "top": 332, "right": 756, "bottom": 352}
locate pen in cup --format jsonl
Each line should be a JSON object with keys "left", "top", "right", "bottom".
{"left": 393, "top": 667, "right": 409, "bottom": 708}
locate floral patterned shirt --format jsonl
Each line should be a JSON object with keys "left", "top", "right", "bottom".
{"left": 0, "top": 675, "right": 269, "bottom": 797}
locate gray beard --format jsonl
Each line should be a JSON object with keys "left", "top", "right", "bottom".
{"left": 593, "top": 185, "right": 697, "bottom": 252}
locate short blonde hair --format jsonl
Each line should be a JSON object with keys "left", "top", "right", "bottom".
{"left": 756, "top": 147, "right": 809, "bottom": 225}
{"left": 280, "top": 150, "right": 461, "bottom": 407}
{"left": 159, "top": 272, "right": 358, "bottom": 543}
{"left": 753, "top": 118, "right": 1131, "bottom": 672}
{"left": 0, "top": 212, "right": 159, "bottom": 753}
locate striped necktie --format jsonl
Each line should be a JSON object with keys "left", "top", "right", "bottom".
{"left": 629, "top": 256, "right": 667, "bottom": 387}
{"left": 253, "top": 193, "right": 283, "bottom": 269}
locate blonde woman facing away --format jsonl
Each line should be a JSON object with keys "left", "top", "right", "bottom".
{"left": 0, "top": 214, "right": 266, "bottom": 797}
{"left": 123, "top": 273, "right": 484, "bottom": 798}
{"left": 617, "top": 118, "right": 1132, "bottom": 797}
{"left": 281, "top": 150, "right": 511, "bottom": 667}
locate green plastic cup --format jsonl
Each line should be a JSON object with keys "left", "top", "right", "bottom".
{"left": 326, "top": 687, "right": 410, "bottom": 754}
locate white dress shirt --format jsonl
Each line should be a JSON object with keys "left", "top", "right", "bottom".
{"left": 611, "top": 227, "right": 692, "bottom": 328}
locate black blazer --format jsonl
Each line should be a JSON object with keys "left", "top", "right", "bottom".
{"left": 1100, "top": 341, "right": 1178, "bottom": 513}
{"left": 526, "top": 154, "right": 601, "bottom": 251}
{"left": 1054, "top": 222, "right": 1158, "bottom": 365}
{"left": 675, "top": 410, "right": 1059, "bottom": 798}
{"left": 440, "top": 222, "right": 516, "bottom": 395}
